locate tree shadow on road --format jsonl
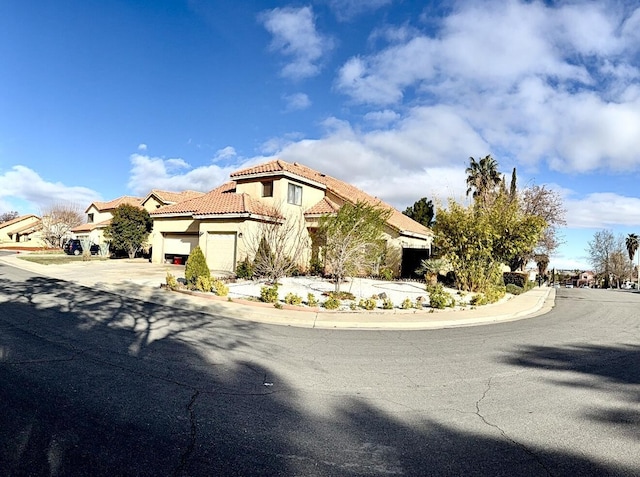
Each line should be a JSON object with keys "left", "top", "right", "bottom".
{"left": 0, "top": 270, "right": 637, "bottom": 476}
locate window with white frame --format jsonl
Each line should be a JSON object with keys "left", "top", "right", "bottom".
{"left": 287, "top": 183, "right": 302, "bottom": 205}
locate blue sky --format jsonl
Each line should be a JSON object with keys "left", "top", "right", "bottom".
{"left": 2, "top": 0, "right": 640, "bottom": 270}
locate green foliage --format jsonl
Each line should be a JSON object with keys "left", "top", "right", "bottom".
{"left": 379, "top": 267, "right": 394, "bottom": 281}
{"left": 506, "top": 283, "right": 524, "bottom": 295}
{"left": 402, "top": 197, "right": 435, "bottom": 228}
{"left": 260, "top": 284, "right": 279, "bottom": 303}
{"left": 415, "top": 296, "right": 426, "bottom": 309}
{"left": 470, "top": 294, "right": 487, "bottom": 306}
{"left": 319, "top": 201, "right": 392, "bottom": 293}
{"left": 330, "top": 291, "right": 356, "bottom": 300}
{"left": 382, "top": 298, "right": 394, "bottom": 309}
{"left": 212, "top": 279, "right": 229, "bottom": 296}
{"left": 401, "top": 298, "right": 413, "bottom": 309}
{"left": 308, "top": 257, "right": 324, "bottom": 276}
{"left": 165, "top": 272, "right": 178, "bottom": 290}
{"left": 185, "top": 246, "right": 210, "bottom": 287}
{"left": 104, "top": 204, "right": 153, "bottom": 259}
{"left": 284, "top": 292, "right": 303, "bottom": 306}
{"left": 427, "top": 283, "right": 454, "bottom": 309}
{"left": 358, "top": 298, "right": 377, "bottom": 310}
{"left": 349, "top": 301, "right": 357, "bottom": 310}
{"left": 322, "top": 296, "right": 341, "bottom": 310}
{"left": 307, "top": 293, "right": 318, "bottom": 307}
{"left": 503, "top": 272, "right": 529, "bottom": 288}
{"left": 235, "top": 257, "right": 254, "bottom": 279}
{"left": 466, "top": 155, "right": 502, "bottom": 205}
{"left": 195, "top": 275, "right": 213, "bottom": 292}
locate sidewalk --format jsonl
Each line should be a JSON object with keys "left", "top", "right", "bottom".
{"left": 0, "top": 252, "right": 555, "bottom": 330}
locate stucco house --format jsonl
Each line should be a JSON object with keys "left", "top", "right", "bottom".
{"left": 0, "top": 214, "right": 43, "bottom": 246}
{"left": 149, "top": 160, "right": 433, "bottom": 276}
{"left": 72, "top": 190, "right": 205, "bottom": 247}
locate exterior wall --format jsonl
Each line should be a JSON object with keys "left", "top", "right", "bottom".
{"left": 0, "top": 216, "right": 41, "bottom": 243}
{"left": 150, "top": 218, "right": 200, "bottom": 263}
{"left": 141, "top": 196, "right": 163, "bottom": 212}
{"left": 87, "top": 205, "right": 113, "bottom": 224}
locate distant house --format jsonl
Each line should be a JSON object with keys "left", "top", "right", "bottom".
{"left": 149, "top": 160, "right": 433, "bottom": 276}
{"left": 0, "top": 214, "right": 43, "bottom": 246}
{"left": 71, "top": 196, "right": 143, "bottom": 245}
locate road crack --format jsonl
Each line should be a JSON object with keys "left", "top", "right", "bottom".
{"left": 173, "top": 390, "right": 199, "bottom": 477}
{"left": 475, "top": 377, "right": 555, "bottom": 477}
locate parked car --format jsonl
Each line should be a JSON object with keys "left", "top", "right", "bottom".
{"left": 565, "top": 283, "right": 574, "bottom": 288}
{"left": 63, "top": 239, "right": 99, "bottom": 256}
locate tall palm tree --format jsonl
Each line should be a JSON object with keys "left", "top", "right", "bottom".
{"left": 626, "top": 233, "right": 639, "bottom": 287}
{"left": 465, "top": 155, "right": 502, "bottom": 206}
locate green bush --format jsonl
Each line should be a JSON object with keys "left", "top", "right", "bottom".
{"left": 323, "top": 297, "right": 341, "bottom": 310}
{"left": 359, "top": 298, "right": 377, "bottom": 310}
{"left": 165, "top": 272, "right": 178, "bottom": 290}
{"left": 401, "top": 298, "right": 413, "bottom": 309}
{"left": 307, "top": 293, "right": 318, "bottom": 307}
{"left": 196, "top": 275, "right": 213, "bottom": 292}
{"left": 260, "top": 284, "right": 279, "bottom": 303}
{"left": 428, "top": 283, "right": 453, "bottom": 309}
{"left": 235, "top": 257, "right": 254, "bottom": 279}
{"left": 470, "top": 294, "right": 488, "bottom": 306}
{"left": 349, "top": 301, "right": 357, "bottom": 310}
{"left": 382, "top": 298, "right": 394, "bottom": 309}
{"left": 506, "top": 283, "right": 524, "bottom": 295}
{"left": 379, "top": 267, "right": 394, "bottom": 281}
{"left": 309, "top": 257, "right": 323, "bottom": 276}
{"left": 330, "top": 291, "right": 355, "bottom": 300}
{"left": 284, "top": 292, "right": 303, "bottom": 306}
{"left": 415, "top": 296, "right": 426, "bottom": 309}
{"left": 185, "top": 246, "right": 210, "bottom": 287}
{"left": 212, "top": 279, "right": 229, "bottom": 296}
{"left": 503, "top": 272, "right": 529, "bottom": 288}
{"left": 485, "top": 284, "right": 506, "bottom": 303}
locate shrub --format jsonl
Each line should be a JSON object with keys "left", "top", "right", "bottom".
{"left": 195, "top": 275, "right": 213, "bottom": 292}
{"left": 359, "top": 298, "right": 377, "bottom": 310}
{"left": 428, "top": 283, "right": 453, "bottom": 309}
{"left": 285, "top": 293, "right": 303, "bottom": 306}
{"left": 349, "top": 301, "right": 357, "bottom": 310}
{"left": 379, "top": 267, "right": 394, "bottom": 281}
{"left": 323, "top": 297, "right": 341, "bottom": 310}
{"left": 485, "top": 285, "right": 506, "bottom": 304}
{"left": 415, "top": 296, "right": 426, "bottom": 309}
{"left": 236, "top": 257, "right": 254, "bottom": 279}
{"left": 185, "top": 246, "right": 210, "bottom": 287}
{"left": 307, "top": 293, "right": 318, "bottom": 307}
{"left": 503, "top": 272, "right": 529, "bottom": 288}
{"left": 382, "top": 298, "right": 394, "bottom": 309}
{"left": 260, "top": 284, "right": 279, "bottom": 303}
{"left": 401, "top": 298, "right": 413, "bottom": 309}
{"left": 309, "top": 257, "right": 323, "bottom": 276}
{"left": 330, "top": 291, "right": 355, "bottom": 300}
{"left": 166, "top": 272, "right": 179, "bottom": 290}
{"left": 506, "top": 283, "right": 524, "bottom": 295}
{"left": 470, "top": 294, "right": 488, "bottom": 306}
{"left": 212, "top": 279, "right": 229, "bottom": 296}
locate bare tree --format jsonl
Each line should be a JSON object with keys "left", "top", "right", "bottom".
{"left": 521, "top": 185, "right": 566, "bottom": 258}
{"left": 40, "top": 203, "right": 84, "bottom": 248}
{"left": 0, "top": 211, "right": 19, "bottom": 223}
{"left": 586, "top": 229, "right": 631, "bottom": 288}
{"left": 244, "top": 203, "right": 309, "bottom": 283}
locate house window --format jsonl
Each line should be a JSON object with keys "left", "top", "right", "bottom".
{"left": 287, "top": 183, "right": 302, "bottom": 205}
{"left": 262, "top": 181, "right": 273, "bottom": 197}
{"left": 88, "top": 213, "right": 94, "bottom": 223}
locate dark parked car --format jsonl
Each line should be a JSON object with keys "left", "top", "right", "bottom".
{"left": 63, "top": 239, "right": 100, "bottom": 256}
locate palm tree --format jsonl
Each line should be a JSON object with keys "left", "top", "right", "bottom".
{"left": 626, "top": 233, "right": 639, "bottom": 288}
{"left": 465, "top": 155, "right": 502, "bottom": 206}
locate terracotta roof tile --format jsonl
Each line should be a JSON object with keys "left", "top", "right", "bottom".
{"left": 305, "top": 197, "right": 340, "bottom": 216}
{"left": 0, "top": 214, "right": 39, "bottom": 229}
{"left": 88, "top": 196, "right": 142, "bottom": 213}
{"left": 145, "top": 189, "right": 205, "bottom": 205}
{"left": 71, "top": 219, "right": 111, "bottom": 233}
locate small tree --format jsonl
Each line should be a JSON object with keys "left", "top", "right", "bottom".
{"left": 40, "top": 203, "right": 84, "bottom": 247}
{"left": 185, "top": 245, "right": 210, "bottom": 287}
{"left": 245, "top": 203, "right": 309, "bottom": 283}
{"left": 319, "top": 201, "right": 391, "bottom": 293}
{"left": 104, "top": 204, "right": 152, "bottom": 259}
{"left": 402, "top": 197, "right": 434, "bottom": 228}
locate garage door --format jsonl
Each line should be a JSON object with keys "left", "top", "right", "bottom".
{"left": 206, "top": 233, "right": 236, "bottom": 273}
{"left": 163, "top": 234, "right": 199, "bottom": 256}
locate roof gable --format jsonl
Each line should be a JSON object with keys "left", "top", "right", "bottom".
{"left": 141, "top": 189, "right": 205, "bottom": 207}
{"left": 0, "top": 214, "right": 39, "bottom": 230}
{"left": 86, "top": 196, "right": 142, "bottom": 213}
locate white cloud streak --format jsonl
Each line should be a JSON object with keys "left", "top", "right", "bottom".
{"left": 260, "top": 6, "right": 334, "bottom": 80}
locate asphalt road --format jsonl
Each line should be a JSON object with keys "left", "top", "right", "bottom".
{"left": 1, "top": 261, "right": 639, "bottom": 476}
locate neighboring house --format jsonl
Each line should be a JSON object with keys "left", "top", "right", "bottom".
{"left": 72, "top": 190, "right": 206, "bottom": 249}
{"left": 577, "top": 271, "right": 595, "bottom": 287}
{"left": 149, "top": 160, "right": 433, "bottom": 276}
{"left": 71, "top": 196, "right": 143, "bottom": 245}
{"left": 0, "top": 214, "right": 43, "bottom": 245}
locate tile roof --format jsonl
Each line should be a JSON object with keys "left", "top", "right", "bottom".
{"left": 0, "top": 214, "right": 39, "bottom": 230}
{"left": 233, "top": 160, "right": 432, "bottom": 237}
{"left": 144, "top": 189, "right": 205, "bottom": 205}
{"left": 150, "top": 182, "right": 278, "bottom": 218}
{"left": 152, "top": 160, "right": 431, "bottom": 238}
{"left": 11, "top": 221, "right": 43, "bottom": 235}
{"left": 71, "top": 219, "right": 111, "bottom": 233}
{"left": 87, "top": 196, "right": 143, "bottom": 213}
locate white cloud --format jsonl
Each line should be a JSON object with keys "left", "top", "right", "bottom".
{"left": 564, "top": 192, "right": 640, "bottom": 229}
{"left": 137, "top": 143, "right": 148, "bottom": 151}
{"left": 0, "top": 165, "right": 100, "bottom": 211}
{"left": 363, "top": 109, "right": 399, "bottom": 126}
{"left": 283, "top": 92, "right": 311, "bottom": 111}
{"left": 260, "top": 6, "right": 334, "bottom": 80}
